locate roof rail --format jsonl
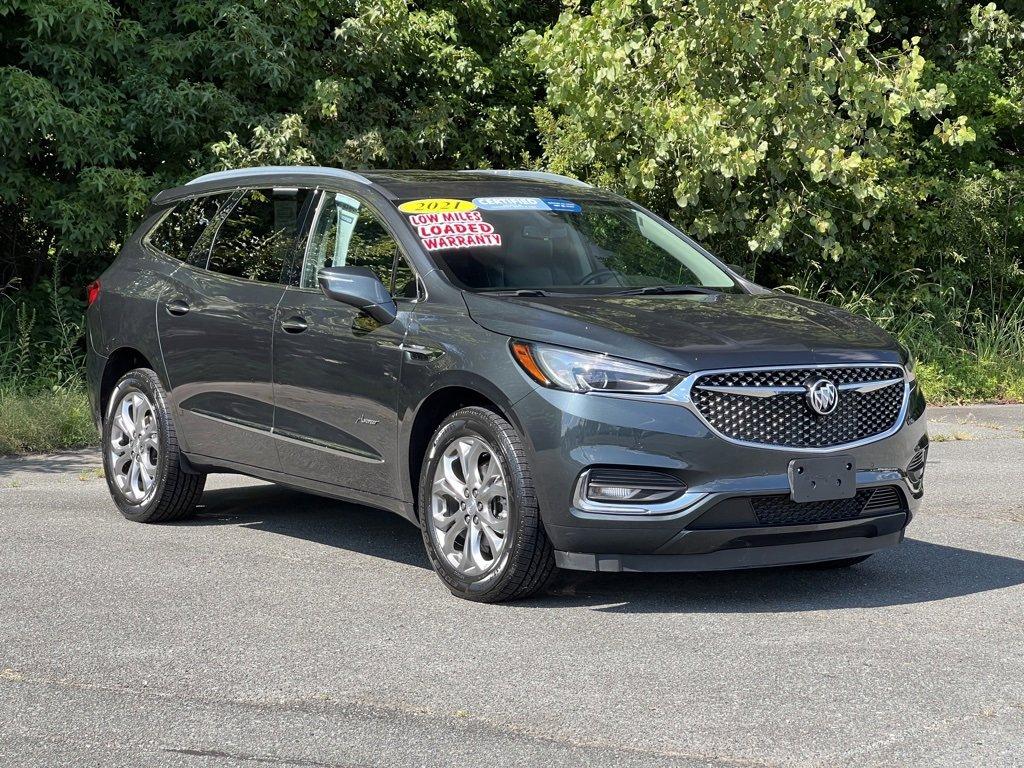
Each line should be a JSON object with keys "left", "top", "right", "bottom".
{"left": 459, "top": 169, "right": 591, "bottom": 188}
{"left": 186, "top": 165, "right": 372, "bottom": 187}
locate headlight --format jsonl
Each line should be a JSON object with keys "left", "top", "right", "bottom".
{"left": 510, "top": 341, "right": 683, "bottom": 395}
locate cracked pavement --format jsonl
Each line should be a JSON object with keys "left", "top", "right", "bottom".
{"left": 1, "top": 405, "right": 1022, "bottom": 767}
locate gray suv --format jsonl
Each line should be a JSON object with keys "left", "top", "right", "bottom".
{"left": 86, "top": 166, "right": 928, "bottom": 602}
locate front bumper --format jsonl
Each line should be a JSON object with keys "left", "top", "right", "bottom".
{"left": 513, "top": 381, "right": 927, "bottom": 572}
{"left": 556, "top": 525, "right": 906, "bottom": 572}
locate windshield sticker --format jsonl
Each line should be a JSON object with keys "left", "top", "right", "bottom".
{"left": 541, "top": 198, "right": 582, "bottom": 213}
{"left": 420, "top": 232, "right": 502, "bottom": 251}
{"left": 471, "top": 196, "right": 583, "bottom": 213}
{"left": 413, "top": 214, "right": 502, "bottom": 250}
{"left": 398, "top": 198, "right": 476, "bottom": 214}
{"left": 472, "top": 196, "right": 548, "bottom": 211}
{"left": 408, "top": 211, "right": 483, "bottom": 226}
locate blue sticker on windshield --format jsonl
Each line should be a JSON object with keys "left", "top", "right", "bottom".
{"left": 541, "top": 198, "right": 582, "bottom": 213}
{"left": 472, "top": 197, "right": 548, "bottom": 211}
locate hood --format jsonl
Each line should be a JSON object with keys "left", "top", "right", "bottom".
{"left": 463, "top": 291, "right": 902, "bottom": 372}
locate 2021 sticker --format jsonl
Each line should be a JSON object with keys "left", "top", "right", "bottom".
{"left": 398, "top": 199, "right": 476, "bottom": 214}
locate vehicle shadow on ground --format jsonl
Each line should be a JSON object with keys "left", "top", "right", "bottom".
{"left": 545, "top": 537, "right": 1024, "bottom": 613}
{"left": 187, "top": 483, "right": 1024, "bottom": 613}
{"left": 184, "top": 482, "right": 429, "bottom": 570}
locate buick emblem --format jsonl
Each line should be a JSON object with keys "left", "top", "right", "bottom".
{"left": 806, "top": 378, "right": 839, "bottom": 416}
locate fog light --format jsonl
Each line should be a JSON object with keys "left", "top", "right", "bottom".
{"left": 589, "top": 485, "right": 644, "bottom": 501}
{"left": 584, "top": 469, "right": 686, "bottom": 504}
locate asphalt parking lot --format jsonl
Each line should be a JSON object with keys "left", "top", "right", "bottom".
{"left": 1, "top": 405, "right": 1023, "bottom": 767}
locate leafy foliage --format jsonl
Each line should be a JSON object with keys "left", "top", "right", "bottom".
{"left": 529, "top": 0, "right": 1024, "bottom": 400}
{"left": 0, "top": 0, "right": 1022, "bottom": 412}
{"left": 0, "top": 0, "right": 554, "bottom": 289}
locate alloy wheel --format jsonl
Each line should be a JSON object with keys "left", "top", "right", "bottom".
{"left": 108, "top": 390, "right": 159, "bottom": 503}
{"left": 429, "top": 436, "right": 510, "bottom": 577}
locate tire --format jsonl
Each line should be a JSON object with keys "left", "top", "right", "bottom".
{"left": 102, "top": 368, "right": 206, "bottom": 523}
{"left": 800, "top": 555, "right": 872, "bottom": 569}
{"left": 418, "top": 406, "right": 556, "bottom": 602}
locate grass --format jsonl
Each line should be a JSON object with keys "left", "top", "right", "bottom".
{"left": 0, "top": 385, "right": 96, "bottom": 456}
{"left": 929, "top": 431, "right": 977, "bottom": 443}
{"left": 78, "top": 466, "right": 105, "bottom": 481}
{"left": 917, "top": 356, "right": 1024, "bottom": 405}
{"left": 786, "top": 274, "right": 1024, "bottom": 405}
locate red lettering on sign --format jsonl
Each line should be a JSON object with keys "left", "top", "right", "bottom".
{"left": 420, "top": 233, "right": 503, "bottom": 251}
{"left": 416, "top": 221, "right": 495, "bottom": 237}
{"left": 408, "top": 211, "right": 482, "bottom": 226}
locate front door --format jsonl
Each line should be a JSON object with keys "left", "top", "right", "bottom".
{"left": 272, "top": 191, "right": 415, "bottom": 495}
{"left": 158, "top": 186, "right": 314, "bottom": 469}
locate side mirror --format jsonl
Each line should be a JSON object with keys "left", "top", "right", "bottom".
{"left": 317, "top": 266, "right": 397, "bottom": 325}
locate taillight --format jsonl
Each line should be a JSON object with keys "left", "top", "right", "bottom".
{"left": 86, "top": 280, "right": 101, "bottom": 307}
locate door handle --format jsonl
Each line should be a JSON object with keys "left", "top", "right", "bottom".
{"left": 280, "top": 316, "right": 308, "bottom": 334}
{"left": 166, "top": 299, "right": 190, "bottom": 316}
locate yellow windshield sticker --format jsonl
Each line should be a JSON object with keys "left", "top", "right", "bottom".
{"left": 398, "top": 198, "right": 477, "bottom": 214}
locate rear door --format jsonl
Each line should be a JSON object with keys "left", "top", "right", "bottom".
{"left": 272, "top": 190, "right": 415, "bottom": 494}
{"left": 157, "top": 186, "right": 315, "bottom": 469}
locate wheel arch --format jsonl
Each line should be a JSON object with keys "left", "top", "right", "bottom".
{"left": 99, "top": 347, "right": 164, "bottom": 419}
{"left": 405, "top": 382, "right": 529, "bottom": 517}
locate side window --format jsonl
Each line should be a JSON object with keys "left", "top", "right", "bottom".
{"left": 302, "top": 193, "right": 416, "bottom": 297}
{"left": 146, "top": 194, "right": 230, "bottom": 261}
{"left": 207, "top": 187, "right": 312, "bottom": 283}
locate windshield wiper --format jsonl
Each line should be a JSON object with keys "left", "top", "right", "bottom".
{"left": 606, "top": 284, "right": 720, "bottom": 296}
{"left": 478, "top": 289, "right": 551, "bottom": 297}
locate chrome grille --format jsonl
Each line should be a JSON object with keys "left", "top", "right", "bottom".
{"left": 690, "top": 365, "right": 906, "bottom": 449}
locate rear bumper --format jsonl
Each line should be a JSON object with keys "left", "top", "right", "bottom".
{"left": 554, "top": 513, "right": 907, "bottom": 572}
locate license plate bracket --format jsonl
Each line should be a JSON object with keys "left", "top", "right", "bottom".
{"left": 788, "top": 455, "right": 856, "bottom": 503}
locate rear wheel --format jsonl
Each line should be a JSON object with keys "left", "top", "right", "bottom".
{"left": 102, "top": 368, "right": 205, "bottom": 522}
{"left": 419, "top": 407, "right": 555, "bottom": 602}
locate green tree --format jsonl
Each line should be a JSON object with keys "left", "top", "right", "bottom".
{"left": 0, "top": 0, "right": 554, "bottom": 291}
{"left": 529, "top": 0, "right": 960, "bottom": 278}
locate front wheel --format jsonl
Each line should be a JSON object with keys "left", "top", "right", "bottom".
{"left": 418, "top": 407, "right": 555, "bottom": 602}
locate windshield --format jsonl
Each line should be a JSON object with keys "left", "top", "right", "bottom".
{"left": 395, "top": 196, "right": 739, "bottom": 294}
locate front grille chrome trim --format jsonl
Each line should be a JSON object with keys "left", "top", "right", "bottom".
{"left": 671, "top": 363, "right": 911, "bottom": 453}
{"left": 695, "top": 384, "right": 805, "bottom": 398}
{"left": 695, "top": 377, "right": 906, "bottom": 399}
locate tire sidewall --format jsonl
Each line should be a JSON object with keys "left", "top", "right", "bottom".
{"left": 418, "top": 410, "right": 527, "bottom": 600}
{"left": 102, "top": 369, "right": 172, "bottom": 521}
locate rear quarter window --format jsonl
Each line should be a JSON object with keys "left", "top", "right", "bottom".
{"left": 146, "top": 194, "right": 231, "bottom": 262}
